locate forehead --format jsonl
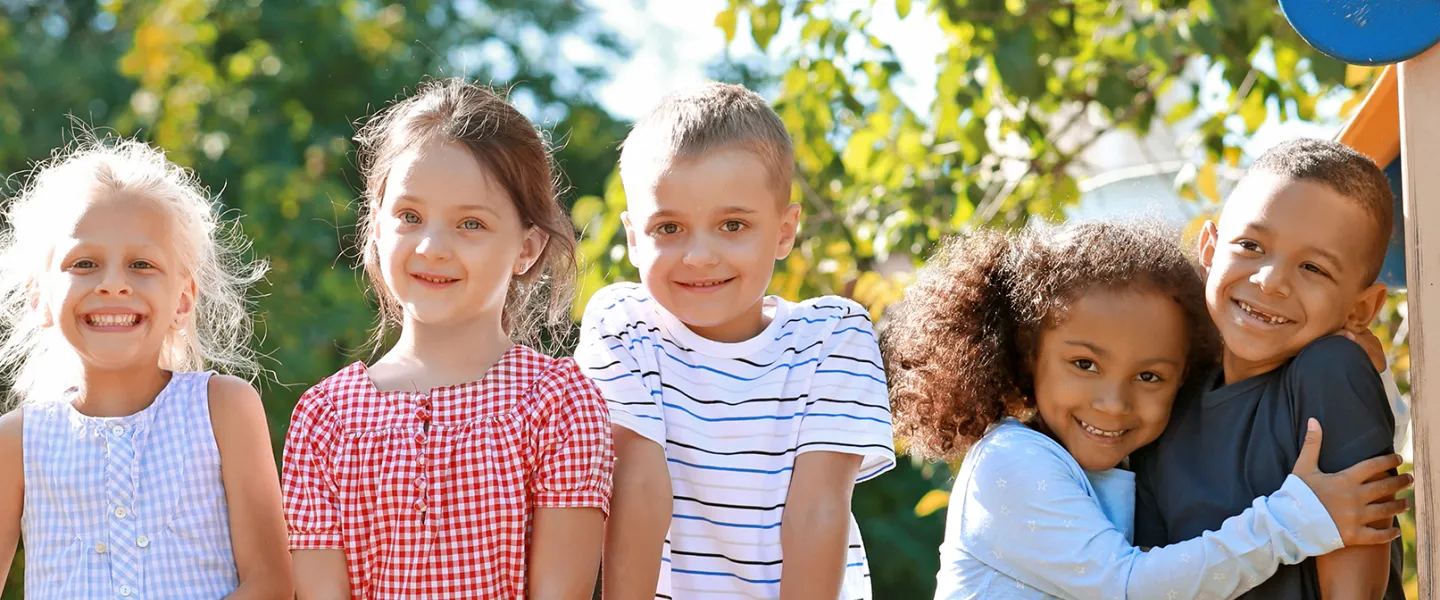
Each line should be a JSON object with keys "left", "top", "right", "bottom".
{"left": 626, "top": 148, "right": 783, "bottom": 218}
{"left": 1220, "top": 174, "right": 1376, "bottom": 263}
{"left": 382, "top": 139, "right": 514, "bottom": 213}
{"left": 59, "top": 191, "right": 174, "bottom": 247}
{"left": 1047, "top": 288, "right": 1190, "bottom": 357}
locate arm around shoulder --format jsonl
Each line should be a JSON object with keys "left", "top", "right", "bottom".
{"left": 207, "top": 375, "right": 294, "bottom": 599}
{"left": 0, "top": 410, "right": 23, "bottom": 590}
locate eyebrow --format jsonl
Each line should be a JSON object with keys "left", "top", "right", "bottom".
{"left": 1063, "top": 340, "right": 1181, "bottom": 368}
{"left": 393, "top": 194, "right": 500, "bottom": 217}
{"left": 647, "top": 206, "right": 760, "bottom": 220}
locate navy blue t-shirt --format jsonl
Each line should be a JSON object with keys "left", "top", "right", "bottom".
{"left": 1132, "top": 335, "right": 1404, "bottom": 599}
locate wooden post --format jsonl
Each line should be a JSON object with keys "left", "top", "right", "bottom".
{"left": 1399, "top": 41, "right": 1440, "bottom": 598}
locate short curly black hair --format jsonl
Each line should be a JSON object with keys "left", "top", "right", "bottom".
{"left": 880, "top": 220, "right": 1219, "bottom": 461}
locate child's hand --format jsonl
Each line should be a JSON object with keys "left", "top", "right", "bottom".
{"left": 1291, "top": 418, "right": 1411, "bottom": 547}
{"left": 1340, "top": 329, "right": 1387, "bottom": 373}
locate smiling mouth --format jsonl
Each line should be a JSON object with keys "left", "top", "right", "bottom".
{"left": 1235, "top": 300, "right": 1291, "bottom": 325}
{"left": 412, "top": 274, "right": 459, "bottom": 284}
{"left": 84, "top": 314, "right": 142, "bottom": 327}
{"left": 1075, "top": 417, "right": 1128, "bottom": 439}
{"left": 678, "top": 278, "right": 734, "bottom": 288}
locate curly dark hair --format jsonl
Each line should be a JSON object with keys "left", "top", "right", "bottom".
{"left": 881, "top": 220, "right": 1219, "bottom": 461}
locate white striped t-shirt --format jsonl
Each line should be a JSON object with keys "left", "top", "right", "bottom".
{"left": 577, "top": 283, "right": 896, "bottom": 599}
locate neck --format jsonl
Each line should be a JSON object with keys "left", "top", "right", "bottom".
{"left": 1220, "top": 349, "right": 1286, "bottom": 385}
{"left": 687, "top": 296, "right": 771, "bottom": 343}
{"left": 72, "top": 363, "right": 172, "bottom": 418}
{"left": 378, "top": 314, "right": 513, "bottom": 389}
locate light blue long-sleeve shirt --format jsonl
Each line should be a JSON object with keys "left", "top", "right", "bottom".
{"left": 935, "top": 419, "right": 1343, "bottom": 600}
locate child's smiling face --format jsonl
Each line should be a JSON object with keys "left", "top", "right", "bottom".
{"left": 1031, "top": 287, "right": 1190, "bottom": 471}
{"left": 41, "top": 191, "right": 195, "bottom": 372}
{"left": 622, "top": 147, "right": 800, "bottom": 343}
{"left": 1200, "top": 174, "right": 1388, "bottom": 383}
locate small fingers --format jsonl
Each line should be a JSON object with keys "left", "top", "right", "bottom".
{"left": 1342, "top": 454, "right": 1404, "bottom": 482}
{"left": 1363, "top": 472, "right": 1415, "bottom": 501}
{"left": 1346, "top": 526, "right": 1403, "bottom": 547}
{"left": 1361, "top": 498, "right": 1412, "bottom": 523}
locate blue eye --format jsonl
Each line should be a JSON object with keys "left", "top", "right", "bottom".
{"left": 398, "top": 210, "right": 421, "bottom": 224}
{"left": 460, "top": 219, "right": 484, "bottom": 231}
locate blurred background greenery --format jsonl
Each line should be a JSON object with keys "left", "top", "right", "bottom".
{"left": 0, "top": 0, "right": 1418, "bottom": 597}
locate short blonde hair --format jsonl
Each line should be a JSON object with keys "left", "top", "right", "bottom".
{"left": 619, "top": 82, "right": 794, "bottom": 201}
{"left": 0, "top": 135, "right": 267, "bottom": 404}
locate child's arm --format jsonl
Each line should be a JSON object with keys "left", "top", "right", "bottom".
{"left": 280, "top": 386, "right": 351, "bottom": 600}
{"left": 782, "top": 301, "right": 896, "bottom": 596}
{"left": 941, "top": 424, "right": 1402, "bottom": 600}
{"left": 0, "top": 411, "right": 21, "bottom": 590}
{"left": 208, "top": 375, "right": 294, "bottom": 600}
{"left": 604, "top": 426, "right": 671, "bottom": 600}
{"left": 574, "top": 292, "right": 672, "bottom": 599}
{"left": 1290, "top": 336, "right": 1404, "bottom": 599}
{"left": 529, "top": 507, "right": 605, "bottom": 599}
{"left": 526, "top": 362, "right": 613, "bottom": 599}
{"left": 779, "top": 451, "right": 861, "bottom": 600}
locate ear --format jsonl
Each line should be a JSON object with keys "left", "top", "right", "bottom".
{"left": 26, "top": 280, "right": 52, "bottom": 328}
{"left": 621, "top": 211, "right": 639, "bottom": 269}
{"left": 1197, "top": 220, "right": 1219, "bottom": 274}
{"left": 775, "top": 202, "right": 802, "bottom": 260}
{"left": 1344, "top": 282, "right": 1389, "bottom": 331}
{"left": 173, "top": 278, "right": 197, "bottom": 329}
{"left": 513, "top": 226, "right": 550, "bottom": 276}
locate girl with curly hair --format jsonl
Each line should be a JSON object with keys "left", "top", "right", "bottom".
{"left": 881, "top": 220, "right": 1411, "bottom": 599}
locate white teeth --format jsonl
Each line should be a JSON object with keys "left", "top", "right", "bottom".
{"left": 416, "top": 274, "right": 454, "bottom": 284}
{"left": 87, "top": 314, "right": 139, "bottom": 327}
{"left": 1238, "top": 301, "right": 1288, "bottom": 325}
{"left": 1078, "top": 419, "right": 1125, "bottom": 438}
{"left": 687, "top": 281, "right": 724, "bottom": 287}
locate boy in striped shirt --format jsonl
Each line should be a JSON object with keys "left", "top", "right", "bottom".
{"left": 577, "top": 82, "right": 896, "bottom": 600}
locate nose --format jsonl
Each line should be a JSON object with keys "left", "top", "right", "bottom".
{"left": 1250, "top": 263, "right": 1290, "bottom": 297}
{"left": 95, "top": 266, "right": 132, "bottom": 296}
{"left": 681, "top": 234, "right": 720, "bottom": 269}
{"left": 1091, "top": 383, "right": 1133, "bottom": 417}
{"left": 414, "top": 227, "right": 451, "bottom": 261}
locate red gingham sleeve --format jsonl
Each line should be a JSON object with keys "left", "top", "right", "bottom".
{"left": 528, "top": 359, "right": 615, "bottom": 515}
{"left": 281, "top": 383, "right": 344, "bottom": 549}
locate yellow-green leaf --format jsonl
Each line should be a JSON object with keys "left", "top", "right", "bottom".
{"left": 715, "top": 7, "right": 738, "bottom": 44}
{"left": 915, "top": 489, "right": 951, "bottom": 517}
{"left": 896, "top": 0, "right": 912, "bottom": 19}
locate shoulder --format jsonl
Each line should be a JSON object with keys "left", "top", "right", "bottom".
{"left": 581, "top": 283, "right": 653, "bottom": 326}
{"left": 790, "top": 296, "right": 877, "bottom": 342}
{"left": 1282, "top": 335, "right": 1386, "bottom": 408}
{"left": 965, "top": 421, "right": 1081, "bottom": 480}
{"left": 528, "top": 351, "right": 606, "bottom": 408}
{"left": 1287, "top": 335, "right": 1377, "bottom": 379}
{"left": 0, "top": 409, "right": 21, "bottom": 454}
{"left": 205, "top": 374, "right": 266, "bottom": 424}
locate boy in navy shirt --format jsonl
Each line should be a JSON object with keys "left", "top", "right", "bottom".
{"left": 1133, "top": 139, "right": 1405, "bottom": 598}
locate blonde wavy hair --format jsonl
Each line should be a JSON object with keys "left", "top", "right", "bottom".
{"left": 0, "top": 135, "right": 267, "bottom": 404}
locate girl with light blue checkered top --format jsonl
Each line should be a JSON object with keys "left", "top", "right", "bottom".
{"left": 0, "top": 135, "right": 293, "bottom": 598}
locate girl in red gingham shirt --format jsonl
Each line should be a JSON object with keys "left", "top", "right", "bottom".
{"left": 281, "top": 78, "right": 612, "bottom": 599}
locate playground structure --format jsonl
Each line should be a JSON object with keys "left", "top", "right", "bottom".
{"left": 1283, "top": 1, "right": 1440, "bottom": 594}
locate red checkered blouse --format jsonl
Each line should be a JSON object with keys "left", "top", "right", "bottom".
{"left": 281, "top": 345, "right": 613, "bottom": 599}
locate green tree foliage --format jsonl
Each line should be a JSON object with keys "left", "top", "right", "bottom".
{"left": 569, "top": 0, "right": 1415, "bottom": 596}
